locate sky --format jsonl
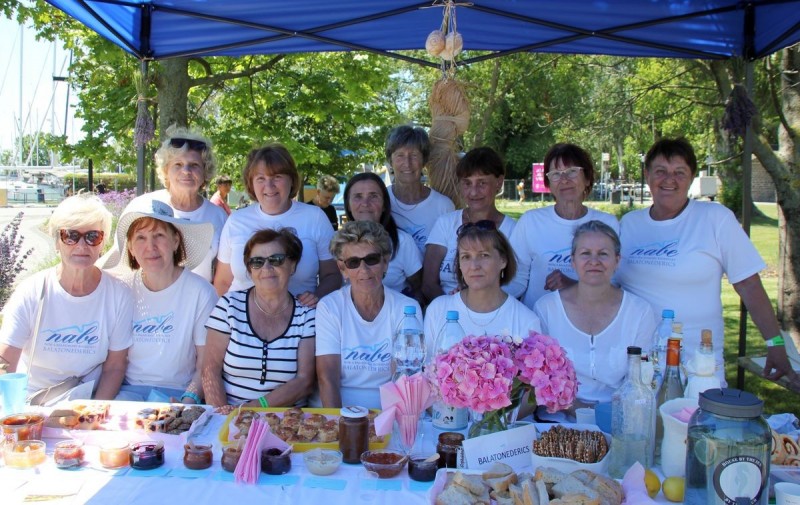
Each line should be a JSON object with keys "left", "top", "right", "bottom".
{"left": 0, "top": 16, "right": 84, "bottom": 162}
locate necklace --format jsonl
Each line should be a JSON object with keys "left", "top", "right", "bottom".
{"left": 391, "top": 186, "right": 425, "bottom": 212}
{"left": 464, "top": 294, "right": 505, "bottom": 335}
{"left": 253, "top": 293, "right": 291, "bottom": 317}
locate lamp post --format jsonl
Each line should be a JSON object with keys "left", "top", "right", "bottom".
{"left": 639, "top": 152, "right": 645, "bottom": 204}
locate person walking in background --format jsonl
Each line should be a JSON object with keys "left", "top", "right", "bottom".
{"left": 308, "top": 174, "right": 340, "bottom": 230}
{"left": 210, "top": 174, "right": 233, "bottom": 216}
{"left": 517, "top": 179, "right": 526, "bottom": 204}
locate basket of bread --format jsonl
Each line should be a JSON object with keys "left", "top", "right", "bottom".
{"left": 431, "top": 462, "right": 623, "bottom": 505}
{"left": 530, "top": 424, "right": 610, "bottom": 474}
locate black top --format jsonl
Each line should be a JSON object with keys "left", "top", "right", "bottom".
{"left": 307, "top": 200, "right": 338, "bottom": 230}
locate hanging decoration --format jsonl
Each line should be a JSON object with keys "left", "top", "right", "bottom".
{"left": 426, "top": 0, "right": 470, "bottom": 207}
{"left": 721, "top": 83, "right": 757, "bottom": 140}
{"left": 133, "top": 71, "right": 156, "bottom": 148}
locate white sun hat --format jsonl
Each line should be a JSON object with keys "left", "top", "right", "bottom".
{"left": 101, "top": 198, "right": 214, "bottom": 271}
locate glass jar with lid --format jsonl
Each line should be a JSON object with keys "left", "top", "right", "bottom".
{"left": 684, "top": 388, "right": 770, "bottom": 505}
{"left": 339, "top": 406, "right": 369, "bottom": 464}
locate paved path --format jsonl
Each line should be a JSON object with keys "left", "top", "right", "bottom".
{"left": 0, "top": 205, "right": 57, "bottom": 285}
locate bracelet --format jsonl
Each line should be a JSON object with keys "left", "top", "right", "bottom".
{"left": 766, "top": 335, "right": 785, "bottom": 347}
{"left": 258, "top": 396, "right": 269, "bottom": 408}
{"left": 181, "top": 391, "right": 201, "bottom": 404}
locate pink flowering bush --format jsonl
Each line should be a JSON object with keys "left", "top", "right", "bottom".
{"left": 428, "top": 330, "right": 577, "bottom": 418}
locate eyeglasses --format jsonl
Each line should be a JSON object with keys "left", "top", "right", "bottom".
{"left": 59, "top": 229, "right": 105, "bottom": 246}
{"left": 456, "top": 220, "right": 497, "bottom": 237}
{"left": 247, "top": 254, "right": 288, "bottom": 269}
{"left": 169, "top": 137, "right": 208, "bottom": 151}
{"left": 341, "top": 253, "right": 382, "bottom": 269}
{"left": 546, "top": 166, "right": 583, "bottom": 182}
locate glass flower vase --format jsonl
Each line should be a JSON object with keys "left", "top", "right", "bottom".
{"left": 392, "top": 413, "right": 423, "bottom": 454}
{"left": 468, "top": 409, "right": 508, "bottom": 439}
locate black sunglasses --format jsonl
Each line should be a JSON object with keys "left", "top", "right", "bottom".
{"left": 169, "top": 137, "right": 207, "bottom": 151}
{"left": 59, "top": 229, "right": 105, "bottom": 246}
{"left": 248, "top": 254, "right": 288, "bottom": 269}
{"left": 341, "top": 253, "right": 382, "bottom": 270}
{"left": 456, "top": 220, "right": 497, "bottom": 237}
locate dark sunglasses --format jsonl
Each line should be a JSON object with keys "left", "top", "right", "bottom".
{"left": 59, "top": 229, "right": 104, "bottom": 246}
{"left": 456, "top": 220, "right": 497, "bottom": 237}
{"left": 169, "top": 137, "right": 207, "bottom": 151}
{"left": 248, "top": 254, "right": 288, "bottom": 269}
{"left": 341, "top": 253, "right": 382, "bottom": 270}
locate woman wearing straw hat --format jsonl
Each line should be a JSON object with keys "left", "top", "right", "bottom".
{"left": 105, "top": 199, "right": 218, "bottom": 403}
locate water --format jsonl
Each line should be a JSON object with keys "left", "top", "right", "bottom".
{"left": 608, "top": 435, "right": 651, "bottom": 479}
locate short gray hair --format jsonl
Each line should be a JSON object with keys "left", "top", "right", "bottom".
{"left": 385, "top": 125, "right": 430, "bottom": 166}
{"left": 330, "top": 220, "right": 392, "bottom": 260}
{"left": 154, "top": 125, "right": 217, "bottom": 191}
{"left": 571, "top": 220, "right": 621, "bottom": 256}
{"left": 317, "top": 175, "right": 339, "bottom": 194}
{"left": 49, "top": 194, "right": 112, "bottom": 243}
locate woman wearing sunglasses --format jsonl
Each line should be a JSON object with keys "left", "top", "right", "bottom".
{"left": 0, "top": 194, "right": 133, "bottom": 401}
{"left": 424, "top": 222, "right": 540, "bottom": 349}
{"left": 423, "top": 147, "right": 515, "bottom": 302}
{"left": 344, "top": 172, "right": 423, "bottom": 301}
{"left": 508, "top": 143, "right": 618, "bottom": 309}
{"left": 103, "top": 199, "right": 218, "bottom": 404}
{"left": 203, "top": 228, "right": 316, "bottom": 409}
{"left": 101, "top": 126, "right": 227, "bottom": 283}
{"left": 213, "top": 143, "right": 341, "bottom": 308}
{"left": 315, "top": 221, "right": 421, "bottom": 409}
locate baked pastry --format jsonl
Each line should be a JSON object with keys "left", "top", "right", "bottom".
{"left": 296, "top": 423, "right": 318, "bottom": 442}
{"left": 264, "top": 412, "right": 281, "bottom": 430}
{"left": 305, "top": 413, "right": 327, "bottom": 428}
{"left": 283, "top": 407, "right": 304, "bottom": 420}
{"left": 317, "top": 420, "right": 339, "bottom": 442}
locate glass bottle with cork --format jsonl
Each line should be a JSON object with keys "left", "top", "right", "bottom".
{"left": 685, "top": 329, "right": 721, "bottom": 398}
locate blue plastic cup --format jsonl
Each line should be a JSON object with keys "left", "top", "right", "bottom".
{"left": 595, "top": 401, "right": 612, "bottom": 434}
{"left": 0, "top": 373, "right": 28, "bottom": 415}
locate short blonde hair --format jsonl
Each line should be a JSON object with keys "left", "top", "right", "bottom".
{"left": 49, "top": 194, "right": 112, "bottom": 243}
{"left": 317, "top": 175, "right": 339, "bottom": 194}
{"left": 153, "top": 125, "right": 217, "bottom": 190}
{"left": 330, "top": 220, "right": 391, "bottom": 260}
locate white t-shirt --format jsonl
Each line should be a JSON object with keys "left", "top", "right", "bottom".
{"left": 314, "top": 285, "right": 421, "bottom": 409}
{"left": 507, "top": 206, "right": 619, "bottom": 309}
{"left": 424, "top": 292, "right": 542, "bottom": 356}
{"left": 384, "top": 230, "right": 422, "bottom": 294}
{"left": 426, "top": 210, "right": 516, "bottom": 295}
{"left": 0, "top": 269, "right": 133, "bottom": 392}
{"left": 616, "top": 200, "right": 765, "bottom": 379}
{"left": 205, "top": 290, "right": 316, "bottom": 404}
{"left": 388, "top": 186, "right": 455, "bottom": 254}
{"left": 534, "top": 290, "right": 656, "bottom": 403}
{"left": 123, "top": 190, "right": 227, "bottom": 282}
{"left": 217, "top": 201, "right": 335, "bottom": 294}
{"left": 125, "top": 268, "right": 218, "bottom": 390}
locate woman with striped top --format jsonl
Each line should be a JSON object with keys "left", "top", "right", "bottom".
{"left": 203, "top": 228, "right": 316, "bottom": 409}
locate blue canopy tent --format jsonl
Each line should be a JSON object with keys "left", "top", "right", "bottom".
{"left": 44, "top": 0, "right": 800, "bottom": 389}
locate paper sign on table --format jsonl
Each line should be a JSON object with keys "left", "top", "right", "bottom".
{"left": 461, "top": 423, "right": 536, "bottom": 470}
{"left": 303, "top": 476, "right": 347, "bottom": 490}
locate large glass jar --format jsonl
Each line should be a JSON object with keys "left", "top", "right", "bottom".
{"left": 684, "top": 388, "right": 771, "bottom": 505}
{"left": 339, "top": 406, "right": 369, "bottom": 464}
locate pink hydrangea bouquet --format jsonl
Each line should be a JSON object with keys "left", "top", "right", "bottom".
{"left": 427, "top": 330, "right": 578, "bottom": 435}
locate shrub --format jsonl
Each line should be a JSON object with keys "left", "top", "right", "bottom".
{"left": 0, "top": 213, "right": 33, "bottom": 309}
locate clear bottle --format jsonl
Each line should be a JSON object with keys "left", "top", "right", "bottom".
{"left": 651, "top": 309, "right": 675, "bottom": 389}
{"left": 608, "top": 346, "right": 656, "bottom": 479}
{"left": 685, "top": 329, "right": 721, "bottom": 398}
{"left": 655, "top": 337, "right": 684, "bottom": 463}
{"left": 431, "top": 311, "right": 468, "bottom": 430}
{"left": 392, "top": 305, "right": 425, "bottom": 381}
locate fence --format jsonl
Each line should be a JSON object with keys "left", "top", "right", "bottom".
{"left": 5, "top": 188, "right": 65, "bottom": 205}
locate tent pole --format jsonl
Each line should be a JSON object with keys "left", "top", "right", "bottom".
{"left": 736, "top": 59, "right": 755, "bottom": 390}
{"left": 136, "top": 59, "right": 149, "bottom": 196}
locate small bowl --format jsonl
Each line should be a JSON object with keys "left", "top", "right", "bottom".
{"left": 1, "top": 413, "right": 45, "bottom": 443}
{"left": 304, "top": 448, "right": 342, "bottom": 476}
{"left": 360, "top": 449, "right": 408, "bottom": 479}
{"left": 4, "top": 440, "right": 47, "bottom": 469}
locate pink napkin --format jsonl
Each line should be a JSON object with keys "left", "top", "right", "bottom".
{"left": 621, "top": 462, "right": 658, "bottom": 505}
{"left": 233, "top": 418, "right": 290, "bottom": 484}
{"left": 374, "top": 373, "right": 434, "bottom": 440}
{"left": 671, "top": 406, "right": 698, "bottom": 423}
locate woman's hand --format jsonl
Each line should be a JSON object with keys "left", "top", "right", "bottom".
{"left": 215, "top": 404, "right": 237, "bottom": 415}
{"left": 297, "top": 291, "right": 319, "bottom": 308}
{"left": 544, "top": 269, "right": 577, "bottom": 291}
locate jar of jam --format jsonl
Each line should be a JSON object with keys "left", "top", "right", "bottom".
{"left": 221, "top": 444, "right": 243, "bottom": 472}
{"left": 130, "top": 441, "right": 165, "bottom": 470}
{"left": 437, "top": 432, "right": 464, "bottom": 469}
{"left": 261, "top": 447, "right": 291, "bottom": 474}
{"left": 100, "top": 442, "right": 131, "bottom": 469}
{"left": 339, "top": 406, "right": 369, "bottom": 464}
{"left": 183, "top": 443, "right": 213, "bottom": 470}
{"left": 54, "top": 440, "right": 85, "bottom": 469}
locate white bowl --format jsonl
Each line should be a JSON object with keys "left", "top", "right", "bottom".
{"left": 530, "top": 423, "right": 610, "bottom": 474}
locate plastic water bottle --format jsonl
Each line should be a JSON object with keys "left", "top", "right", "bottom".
{"left": 431, "top": 311, "right": 469, "bottom": 430}
{"left": 392, "top": 306, "right": 425, "bottom": 381}
{"left": 651, "top": 309, "right": 675, "bottom": 389}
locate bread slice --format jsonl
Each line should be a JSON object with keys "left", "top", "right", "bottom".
{"left": 533, "top": 479, "right": 550, "bottom": 505}
{"left": 485, "top": 472, "right": 519, "bottom": 493}
{"left": 483, "top": 462, "right": 515, "bottom": 479}
{"left": 570, "top": 470, "right": 624, "bottom": 505}
{"left": 452, "top": 472, "right": 490, "bottom": 504}
{"left": 435, "top": 483, "right": 476, "bottom": 505}
{"left": 551, "top": 475, "right": 600, "bottom": 502}
{"left": 550, "top": 494, "right": 600, "bottom": 505}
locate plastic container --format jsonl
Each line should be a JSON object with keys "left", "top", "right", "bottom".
{"left": 684, "top": 388, "right": 770, "bottom": 505}
{"left": 392, "top": 305, "right": 424, "bottom": 380}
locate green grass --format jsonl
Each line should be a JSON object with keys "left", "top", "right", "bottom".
{"left": 498, "top": 198, "right": 796, "bottom": 416}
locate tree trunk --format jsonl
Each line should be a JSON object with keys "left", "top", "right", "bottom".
{"left": 156, "top": 58, "right": 191, "bottom": 136}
